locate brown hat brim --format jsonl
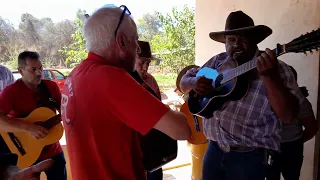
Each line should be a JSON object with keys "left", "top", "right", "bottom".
{"left": 176, "top": 65, "right": 200, "bottom": 94}
{"left": 209, "top": 25, "right": 272, "bottom": 44}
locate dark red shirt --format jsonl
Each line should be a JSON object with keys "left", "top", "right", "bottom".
{"left": 0, "top": 79, "right": 62, "bottom": 160}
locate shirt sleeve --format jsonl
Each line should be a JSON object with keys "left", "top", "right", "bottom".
{"left": 278, "top": 61, "right": 305, "bottom": 104}
{"left": 297, "top": 98, "right": 314, "bottom": 119}
{"left": 106, "top": 68, "right": 170, "bottom": 135}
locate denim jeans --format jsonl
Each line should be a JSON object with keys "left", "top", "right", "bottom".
{"left": 34, "top": 152, "right": 67, "bottom": 180}
{"left": 202, "top": 141, "right": 267, "bottom": 180}
{"left": 266, "top": 138, "right": 304, "bottom": 180}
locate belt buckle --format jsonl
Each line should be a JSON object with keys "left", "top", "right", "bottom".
{"left": 219, "top": 144, "right": 230, "bottom": 153}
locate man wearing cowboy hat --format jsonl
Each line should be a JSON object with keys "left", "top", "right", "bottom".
{"left": 135, "top": 40, "right": 163, "bottom": 180}
{"left": 135, "top": 40, "right": 162, "bottom": 99}
{"left": 180, "top": 11, "right": 304, "bottom": 180}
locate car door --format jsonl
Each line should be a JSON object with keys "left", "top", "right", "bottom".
{"left": 42, "top": 70, "right": 55, "bottom": 81}
{"left": 51, "top": 70, "right": 66, "bottom": 91}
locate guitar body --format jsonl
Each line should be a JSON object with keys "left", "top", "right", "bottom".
{"left": 188, "top": 60, "right": 250, "bottom": 119}
{"left": 0, "top": 107, "right": 64, "bottom": 168}
{"left": 180, "top": 101, "right": 207, "bottom": 145}
{"left": 129, "top": 71, "right": 177, "bottom": 172}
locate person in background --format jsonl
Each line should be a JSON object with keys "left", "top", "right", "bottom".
{"left": 267, "top": 66, "right": 318, "bottom": 180}
{"left": 0, "top": 51, "right": 66, "bottom": 180}
{"left": 0, "top": 64, "right": 55, "bottom": 180}
{"left": 135, "top": 40, "right": 161, "bottom": 98}
{"left": 135, "top": 40, "right": 163, "bottom": 180}
{"left": 61, "top": 5, "right": 190, "bottom": 180}
{"left": 0, "top": 65, "right": 15, "bottom": 92}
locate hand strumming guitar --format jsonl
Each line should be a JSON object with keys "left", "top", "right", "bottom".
{"left": 192, "top": 76, "right": 214, "bottom": 96}
{"left": 24, "top": 123, "right": 48, "bottom": 139}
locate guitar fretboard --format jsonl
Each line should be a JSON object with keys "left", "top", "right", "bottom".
{"left": 220, "top": 48, "right": 278, "bottom": 84}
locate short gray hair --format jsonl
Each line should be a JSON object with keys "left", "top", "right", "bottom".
{"left": 83, "top": 7, "right": 136, "bottom": 52}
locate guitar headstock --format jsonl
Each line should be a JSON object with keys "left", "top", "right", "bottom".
{"left": 276, "top": 29, "right": 320, "bottom": 56}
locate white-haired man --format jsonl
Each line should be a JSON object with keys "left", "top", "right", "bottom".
{"left": 61, "top": 5, "right": 191, "bottom": 180}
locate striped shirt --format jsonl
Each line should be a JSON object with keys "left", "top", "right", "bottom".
{"left": 202, "top": 52, "right": 304, "bottom": 151}
{"left": 0, "top": 65, "right": 14, "bottom": 92}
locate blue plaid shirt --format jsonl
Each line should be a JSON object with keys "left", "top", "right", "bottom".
{"left": 202, "top": 52, "right": 304, "bottom": 151}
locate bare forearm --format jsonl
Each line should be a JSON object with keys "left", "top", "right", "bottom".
{"left": 1, "top": 166, "right": 20, "bottom": 180}
{"left": 262, "top": 75, "right": 298, "bottom": 123}
{"left": 0, "top": 116, "right": 28, "bottom": 132}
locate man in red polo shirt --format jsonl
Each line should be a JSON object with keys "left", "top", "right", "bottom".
{"left": 61, "top": 5, "right": 191, "bottom": 180}
{"left": 0, "top": 51, "right": 66, "bottom": 180}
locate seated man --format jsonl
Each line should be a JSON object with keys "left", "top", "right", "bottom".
{"left": 0, "top": 65, "right": 54, "bottom": 180}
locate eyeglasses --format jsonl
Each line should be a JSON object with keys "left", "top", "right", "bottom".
{"left": 84, "top": 4, "right": 131, "bottom": 38}
{"left": 114, "top": 5, "right": 131, "bottom": 37}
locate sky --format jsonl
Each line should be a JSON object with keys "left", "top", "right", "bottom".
{"left": 0, "top": 0, "right": 195, "bottom": 26}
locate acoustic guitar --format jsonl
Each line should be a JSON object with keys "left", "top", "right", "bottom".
{"left": 188, "top": 29, "right": 320, "bottom": 118}
{"left": 0, "top": 107, "right": 64, "bottom": 168}
{"left": 130, "top": 71, "right": 178, "bottom": 172}
{"left": 180, "top": 98, "right": 207, "bottom": 145}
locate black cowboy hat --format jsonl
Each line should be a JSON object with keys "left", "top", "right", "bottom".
{"left": 209, "top": 11, "right": 272, "bottom": 44}
{"left": 137, "top": 41, "right": 161, "bottom": 61}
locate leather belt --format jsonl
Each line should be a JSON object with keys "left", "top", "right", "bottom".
{"left": 212, "top": 141, "right": 255, "bottom": 153}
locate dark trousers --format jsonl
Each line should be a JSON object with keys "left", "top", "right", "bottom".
{"left": 202, "top": 141, "right": 267, "bottom": 180}
{"left": 34, "top": 152, "right": 67, "bottom": 180}
{"left": 147, "top": 167, "right": 163, "bottom": 180}
{"left": 266, "top": 138, "right": 304, "bottom": 180}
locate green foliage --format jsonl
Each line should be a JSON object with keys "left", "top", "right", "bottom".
{"left": 150, "top": 5, "right": 195, "bottom": 74}
{"left": 153, "top": 74, "right": 177, "bottom": 90}
{"left": 136, "top": 13, "right": 162, "bottom": 42}
{"left": 59, "top": 9, "right": 87, "bottom": 67}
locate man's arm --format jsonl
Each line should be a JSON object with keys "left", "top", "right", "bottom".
{"left": 0, "top": 156, "right": 54, "bottom": 180}
{"left": 106, "top": 68, "right": 191, "bottom": 140}
{"left": 257, "top": 49, "right": 302, "bottom": 123}
{"left": 298, "top": 98, "right": 318, "bottom": 142}
{"left": 0, "top": 87, "right": 48, "bottom": 138}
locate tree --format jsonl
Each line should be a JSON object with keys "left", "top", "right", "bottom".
{"left": 59, "top": 9, "right": 87, "bottom": 67}
{"left": 150, "top": 5, "right": 195, "bottom": 74}
{"left": 136, "top": 13, "right": 162, "bottom": 42}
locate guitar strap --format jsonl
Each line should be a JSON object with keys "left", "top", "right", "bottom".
{"left": 37, "top": 81, "right": 60, "bottom": 111}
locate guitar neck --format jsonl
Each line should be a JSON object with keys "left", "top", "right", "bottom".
{"left": 35, "top": 115, "right": 61, "bottom": 130}
{"left": 221, "top": 47, "right": 282, "bottom": 84}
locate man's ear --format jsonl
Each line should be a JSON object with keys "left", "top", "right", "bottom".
{"left": 116, "top": 32, "right": 129, "bottom": 49}
{"left": 18, "top": 67, "right": 23, "bottom": 76}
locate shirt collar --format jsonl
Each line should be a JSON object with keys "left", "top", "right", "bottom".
{"left": 87, "top": 52, "right": 107, "bottom": 64}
